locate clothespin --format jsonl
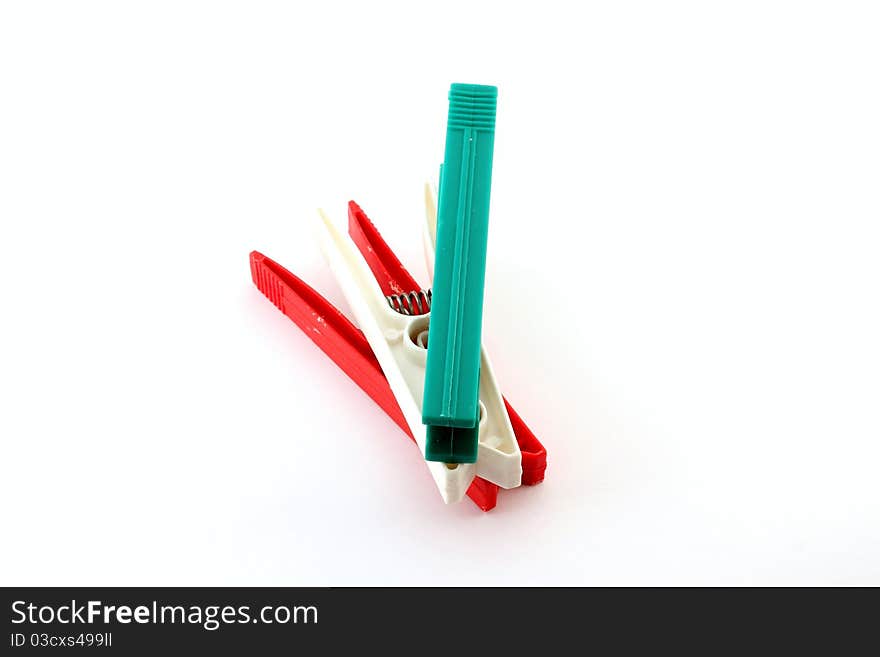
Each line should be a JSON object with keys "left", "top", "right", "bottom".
{"left": 423, "top": 84, "right": 498, "bottom": 464}
{"left": 249, "top": 200, "right": 546, "bottom": 509}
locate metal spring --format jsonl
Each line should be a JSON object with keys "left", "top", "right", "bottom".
{"left": 386, "top": 289, "right": 432, "bottom": 316}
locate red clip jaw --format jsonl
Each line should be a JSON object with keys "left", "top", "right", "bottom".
{"left": 249, "top": 202, "right": 546, "bottom": 510}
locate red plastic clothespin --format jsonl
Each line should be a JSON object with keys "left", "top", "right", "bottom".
{"left": 249, "top": 202, "right": 546, "bottom": 510}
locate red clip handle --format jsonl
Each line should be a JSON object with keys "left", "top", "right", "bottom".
{"left": 250, "top": 251, "right": 499, "bottom": 511}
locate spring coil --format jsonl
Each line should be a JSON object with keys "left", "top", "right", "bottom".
{"left": 386, "top": 289, "right": 432, "bottom": 316}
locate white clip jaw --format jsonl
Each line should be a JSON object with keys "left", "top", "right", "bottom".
{"left": 316, "top": 206, "right": 522, "bottom": 503}
{"left": 423, "top": 184, "right": 522, "bottom": 489}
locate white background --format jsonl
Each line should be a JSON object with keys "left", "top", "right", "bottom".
{"left": 1, "top": 2, "right": 878, "bottom": 586}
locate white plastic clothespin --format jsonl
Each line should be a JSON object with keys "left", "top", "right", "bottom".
{"left": 316, "top": 207, "right": 521, "bottom": 504}
{"left": 422, "top": 183, "right": 522, "bottom": 488}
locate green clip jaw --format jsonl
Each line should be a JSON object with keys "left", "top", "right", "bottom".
{"left": 423, "top": 83, "right": 497, "bottom": 463}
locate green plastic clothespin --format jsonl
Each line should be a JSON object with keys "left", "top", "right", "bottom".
{"left": 422, "top": 83, "right": 497, "bottom": 463}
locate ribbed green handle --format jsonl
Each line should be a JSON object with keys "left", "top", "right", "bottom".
{"left": 422, "top": 83, "right": 497, "bottom": 463}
